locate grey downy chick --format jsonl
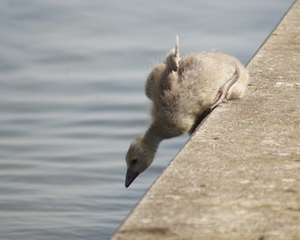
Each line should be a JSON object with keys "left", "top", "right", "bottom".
{"left": 125, "top": 36, "right": 249, "bottom": 187}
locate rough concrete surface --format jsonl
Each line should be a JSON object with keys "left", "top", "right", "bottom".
{"left": 112, "top": 1, "right": 300, "bottom": 239}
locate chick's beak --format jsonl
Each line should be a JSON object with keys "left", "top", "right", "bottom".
{"left": 125, "top": 168, "right": 139, "bottom": 188}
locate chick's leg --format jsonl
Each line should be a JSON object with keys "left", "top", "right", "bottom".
{"left": 188, "top": 63, "right": 241, "bottom": 135}
{"left": 210, "top": 63, "right": 240, "bottom": 110}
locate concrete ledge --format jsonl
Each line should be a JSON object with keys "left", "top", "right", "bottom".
{"left": 112, "top": 1, "right": 300, "bottom": 239}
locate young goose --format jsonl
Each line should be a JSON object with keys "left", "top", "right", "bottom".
{"left": 125, "top": 36, "right": 249, "bottom": 188}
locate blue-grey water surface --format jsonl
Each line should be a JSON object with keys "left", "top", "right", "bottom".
{"left": 0, "top": 0, "right": 294, "bottom": 239}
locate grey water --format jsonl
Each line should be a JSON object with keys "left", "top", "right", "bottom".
{"left": 0, "top": 0, "right": 294, "bottom": 239}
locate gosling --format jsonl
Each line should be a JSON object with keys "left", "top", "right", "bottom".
{"left": 125, "top": 36, "right": 249, "bottom": 188}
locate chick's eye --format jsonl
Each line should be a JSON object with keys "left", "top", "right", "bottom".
{"left": 131, "top": 159, "right": 137, "bottom": 165}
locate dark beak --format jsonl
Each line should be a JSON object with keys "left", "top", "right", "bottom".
{"left": 125, "top": 168, "right": 139, "bottom": 188}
